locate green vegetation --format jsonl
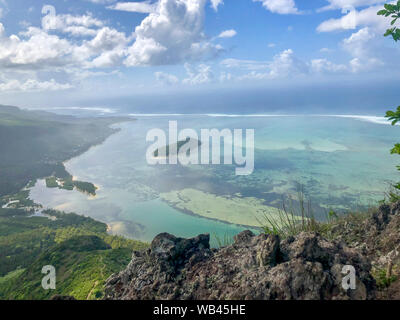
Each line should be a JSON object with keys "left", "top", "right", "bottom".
{"left": 378, "top": 3, "right": 400, "bottom": 202}
{"left": 378, "top": 1, "right": 400, "bottom": 41}
{"left": 45, "top": 177, "right": 58, "bottom": 188}
{"left": 261, "top": 193, "right": 375, "bottom": 242}
{"left": 70, "top": 180, "right": 97, "bottom": 195}
{"left": 0, "top": 105, "right": 146, "bottom": 299}
{"left": 372, "top": 267, "right": 398, "bottom": 290}
{"left": 261, "top": 189, "right": 334, "bottom": 239}
{"left": 0, "top": 105, "right": 127, "bottom": 197}
{"left": 0, "top": 206, "right": 148, "bottom": 300}
{"left": 45, "top": 176, "right": 97, "bottom": 195}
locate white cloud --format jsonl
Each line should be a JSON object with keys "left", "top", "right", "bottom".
{"left": 253, "top": 0, "right": 300, "bottom": 14}
{"left": 77, "top": 27, "right": 131, "bottom": 67}
{"left": 268, "top": 43, "right": 276, "bottom": 48}
{"left": 0, "top": 22, "right": 131, "bottom": 71}
{"left": 0, "top": 25, "right": 73, "bottom": 69}
{"left": 85, "top": 0, "right": 116, "bottom": 4}
{"left": 107, "top": 1, "right": 157, "bottom": 13}
{"left": 155, "top": 71, "right": 179, "bottom": 85}
{"left": 225, "top": 49, "right": 309, "bottom": 80}
{"left": 183, "top": 63, "right": 213, "bottom": 84}
{"left": 42, "top": 11, "right": 105, "bottom": 37}
{"left": 318, "top": 0, "right": 385, "bottom": 11}
{"left": 221, "top": 58, "right": 269, "bottom": 70}
{"left": 317, "top": 4, "right": 391, "bottom": 32}
{"left": 310, "top": 58, "right": 347, "bottom": 73}
{"left": 268, "top": 49, "right": 308, "bottom": 78}
{"left": 341, "top": 27, "right": 384, "bottom": 72}
{"left": 0, "top": 78, "right": 73, "bottom": 92}
{"left": 210, "top": 0, "right": 224, "bottom": 11}
{"left": 217, "top": 29, "right": 237, "bottom": 38}
{"left": 124, "top": 0, "right": 223, "bottom": 66}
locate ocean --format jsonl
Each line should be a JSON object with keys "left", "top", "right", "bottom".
{"left": 29, "top": 113, "right": 400, "bottom": 245}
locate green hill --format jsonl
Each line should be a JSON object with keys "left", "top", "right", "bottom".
{"left": 0, "top": 208, "right": 148, "bottom": 300}
{"left": 0, "top": 105, "right": 148, "bottom": 300}
{"left": 0, "top": 105, "right": 129, "bottom": 197}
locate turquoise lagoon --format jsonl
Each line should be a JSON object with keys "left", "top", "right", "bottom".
{"left": 29, "top": 115, "right": 400, "bottom": 245}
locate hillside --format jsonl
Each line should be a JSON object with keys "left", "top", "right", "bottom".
{"left": 0, "top": 105, "right": 148, "bottom": 300}
{"left": 0, "top": 207, "right": 148, "bottom": 300}
{"left": 0, "top": 105, "right": 130, "bottom": 197}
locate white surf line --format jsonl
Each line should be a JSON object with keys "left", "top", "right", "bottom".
{"left": 128, "top": 113, "right": 297, "bottom": 117}
{"left": 321, "top": 115, "right": 392, "bottom": 125}
{"left": 128, "top": 113, "right": 392, "bottom": 125}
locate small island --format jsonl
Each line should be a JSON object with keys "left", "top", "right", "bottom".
{"left": 154, "top": 137, "right": 201, "bottom": 157}
{"left": 46, "top": 176, "right": 97, "bottom": 196}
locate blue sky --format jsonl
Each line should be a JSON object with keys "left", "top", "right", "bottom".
{"left": 0, "top": 0, "right": 398, "bottom": 112}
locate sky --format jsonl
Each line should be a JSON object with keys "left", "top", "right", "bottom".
{"left": 0, "top": 0, "right": 398, "bottom": 113}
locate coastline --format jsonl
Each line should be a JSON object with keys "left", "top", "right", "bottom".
{"left": 25, "top": 118, "right": 136, "bottom": 227}
{"left": 159, "top": 188, "right": 284, "bottom": 229}
{"left": 160, "top": 197, "right": 263, "bottom": 231}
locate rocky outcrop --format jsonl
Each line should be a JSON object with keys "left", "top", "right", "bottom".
{"left": 330, "top": 201, "right": 400, "bottom": 268}
{"left": 104, "top": 230, "right": 376, "bottom": 300}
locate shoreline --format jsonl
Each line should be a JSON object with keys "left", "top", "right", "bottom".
{"left": 159, "top": 197, "right": 263, "bottom": 231}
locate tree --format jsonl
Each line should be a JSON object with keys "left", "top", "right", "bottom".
{"left": 378, "top": 2, "right": 400, "bottom": 200}
{"left": 378, "top": 1, "right": 400, "bottom": 41}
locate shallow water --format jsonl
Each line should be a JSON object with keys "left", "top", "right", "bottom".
{"left": 29, "top": 115, "right": 400, "bottom": 244}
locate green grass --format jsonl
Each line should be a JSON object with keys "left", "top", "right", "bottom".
{"left": 260, "top": 188, "right": 330, "bottom": 239}
{"left": 372, "top": 267, "right": 398, "bottom": 290}
{"left": 0, "top": 268, "right": 25, "bottom": 286}
{"left": 0, "top": 236, "right": 139, "bottom": 300}
{"left": 0, "top": 202, "right": 149, "bottom": 300}
{"left": 259, "top": 187, "right": 374, "bottom": 241}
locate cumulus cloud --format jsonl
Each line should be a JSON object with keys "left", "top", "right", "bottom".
{"left": 223, "top": 48, "right": 355, "bottom": 81}
{"left": 253, "top": 0, "right": 300, "bottom": 14}
{"left": 317, "top": 3, "right": 391, "bottom": 33}
{"left": 125, "top": 0, "right": 223, "bottom": 66}
{"left": 107, "top": 1, "right": 157, "bottom": 13}
{"left": 318, "top": 0, "right": 385, "bottom": 11}
{"left": 217, "top": 29, "right": 237, "bottom": 38}
{"left": 42, "top": 9, "right": 105, "bottom": 37}
{"left": 310, "top": 58, "right": 347, "bottom": 73}
{"left": 0, "top": 24, "right": 73, "bottom": 69}
{"left": 268, "top": 49, "right": 308, "bottom": 78}
{"left": 223, "top": 49, "right": 308, "bottom": 80}
{"left": 0, "top": 22, "right": 131, "bottom": 71}
{"left": 76, "top": 27, "right": 131, "bottom": 68}
{"left": 341, "top": 27, "right": 384, "bottom": 72}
